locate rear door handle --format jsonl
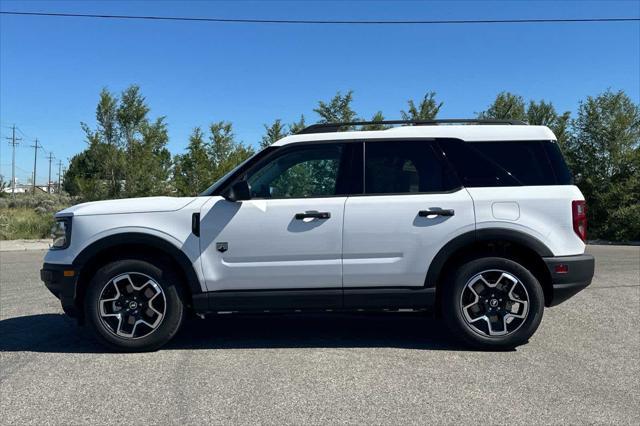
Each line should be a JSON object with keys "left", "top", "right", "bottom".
{"left": 418, "top": 209, "right": 455, "bottom": 217}
{"left": 295, "top": 211, "right": 331, "bottom": 220}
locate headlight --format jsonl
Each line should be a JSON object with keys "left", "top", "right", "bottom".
{"left": 51, "top": 217, "right": 72, "bottom": 249}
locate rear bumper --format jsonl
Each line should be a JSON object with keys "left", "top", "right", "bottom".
{"left": 40, "top": 263, "right": 79, "bottom": 317}
{"left": 543, "top": 254, "right": 595, "bottom": 306}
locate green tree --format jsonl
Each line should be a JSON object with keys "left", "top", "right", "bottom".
{"left": 288, "top": 115, "right": 306, "bottom": 134}
{"left": 208, "top": 121, "right": 254, "bottom": 182}
{"left": 125, "top": 117, "right": 172, "bottom": 197}
{"left": 526, "top": 100, "right": 558, "bottom": 126}
{"left": 173, "top": 128, "right": 212, "bottom": 196}
{"left": 115, "top": 86, "right": 171, "bottom": 197}
{"left": 65, "top": 85, "right": 172, "bottom": 200}
{"left": 362, "top": 111, "right": 390, "bottom": 130}
{"left": 401, "top": 92, "right": 443, "bottom": 121}
{"left": 552, "top": 111, "right": 572, "bottom": 149}
{"left": 92, "top": 89, "right": 124, "bottom": 196}
{"left": 566, "top": 90, "right": 640, "bottom": 241}
{"left": 64, "top": 139, "right": 121, "bottom": 200}
{"left": 261, "top": 119, "right": 288, "bottom": 148}
{"left": 96, "top": 88, "right": 119, "bottom": 145}
{"left": 314, "top": 91, "right": 358, "bottom": 125}
{"left": 479, "top": 92, "right": 526, "bottom": 121}
{"left": 117, "top": 85, "right": 149, "bottom": 151}
{"left": 0, "top": 175, "right": 9, "bottom": 197}
{"left": 526, "top": 100, "right": 571, "bottom": 146}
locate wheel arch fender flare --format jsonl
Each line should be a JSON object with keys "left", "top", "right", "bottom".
{"left": 72, "top": 232, "right": 204, "bottom": 297}
{"left": 425, "top": 228, "right": 554, "bottom": 288}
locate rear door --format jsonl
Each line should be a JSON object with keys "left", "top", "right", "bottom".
{"left": 342, "top": 139, "right": 475, "bottom": 289}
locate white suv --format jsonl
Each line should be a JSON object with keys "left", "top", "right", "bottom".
{"left": 41, "top": 119, "right": 595, "bottom": 351}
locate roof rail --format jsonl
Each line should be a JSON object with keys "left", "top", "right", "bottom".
{"left": 297, "top": 119, "right": 528, "bottom": 134}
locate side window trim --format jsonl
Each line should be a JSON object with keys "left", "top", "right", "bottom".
{"left": 362, "top": 140, "right": 367, "bottom": 194}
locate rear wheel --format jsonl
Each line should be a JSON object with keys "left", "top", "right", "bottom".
{"left": 443, "top": 257, "right": 544, "bottom": 349}
{"left": 85, "top": 259, "right": 185, "bottom": 352}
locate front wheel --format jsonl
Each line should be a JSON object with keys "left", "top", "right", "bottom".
{"left": 443, "top": 257, "right": 544, "bottom": 350}
{"left": 85, "top": 259, "right": 185, "bottom": 352}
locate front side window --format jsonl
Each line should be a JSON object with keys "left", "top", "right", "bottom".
{"left": 246, "top": 144, "right": 344, "bottom": 198}
{"left": 364, "top": 140, "right": 459, "bottom": 194}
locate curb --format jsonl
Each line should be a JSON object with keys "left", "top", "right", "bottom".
{"left": 0, "top": 239, "right": 51, "bottom": 252}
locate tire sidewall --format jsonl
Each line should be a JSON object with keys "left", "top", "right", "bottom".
{"left": 444, "top": 257, "right": 545, "bottom": 349}
{"left": 85, "top": 259, "right": 185, "bottom": 352}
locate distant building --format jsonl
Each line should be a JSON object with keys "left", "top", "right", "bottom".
{"left": 1, "top": 183, "right": 55, "bottom": 194}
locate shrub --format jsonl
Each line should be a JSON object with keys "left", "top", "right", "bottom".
{"left": 607, "top": 204, "right": 640, "bottom": 242}
{"left": 0, "top": 208, "right": 57, "bottom": 240}
{"left": 0, "top": 193, "right": 76, "bottom": 240}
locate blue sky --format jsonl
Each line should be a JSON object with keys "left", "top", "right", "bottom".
{"left": 1, "top": 0, "right": 639, "bottom": 185}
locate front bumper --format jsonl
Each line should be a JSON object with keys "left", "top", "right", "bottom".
{"left": 40, "top": 263, "right": 79, "bottom": 317}
{"left": 543, "top": 254, "right": 595, "bottom": 306}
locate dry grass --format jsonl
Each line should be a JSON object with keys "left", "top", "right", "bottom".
{"left": 0, "top": 208, "right": 58, "bottom": 240}
{"left": 0, "top": 193, "right": 75, "bottom": 240}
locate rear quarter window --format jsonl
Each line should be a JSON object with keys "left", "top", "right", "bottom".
{"left": 439, "top": 139, "right": 572, "bottom": 187}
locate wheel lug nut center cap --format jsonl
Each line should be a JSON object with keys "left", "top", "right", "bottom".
{"left": 128, "top": 301, "right": 138, "bottom": 310}
{"left": 489, "top": 298, "right": 499, "bottom": 308}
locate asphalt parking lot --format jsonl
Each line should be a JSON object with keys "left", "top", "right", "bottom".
{"left": 1, "top": 245, "right": 638, "bottom": 424}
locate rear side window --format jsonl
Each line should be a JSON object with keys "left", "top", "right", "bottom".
{"left": 365, "top": 140, "right": 459, "bottom": 194}
{"left": 543, "top": 142, "right": 573, "bottom": 184}
{"left": 440, "top": 139, "right": 572, "bottom": 187}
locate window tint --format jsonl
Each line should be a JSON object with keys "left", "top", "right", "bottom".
{"left": 246, "top": 144, "right": 344, "bottom": 198}
{"left": 365, "top": 141, "right": 459, "bottom": 194}
{"left": 543, "top": 142, "right": 573, "bottom": 185}
{"left": 440, "top": 139, "right": 571, "bottom": 187}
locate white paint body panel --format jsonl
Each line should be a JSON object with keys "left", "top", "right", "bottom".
{"left": 44, "top": 197, "right": 210, "bottom": 291}
{"left": 274, "top": 125, "right": 555, "bottom": 146}
{"left": 57, "top": 196, "right": 198, "bottom": 216}
{"left": 342, "top": 189, "right": 475, "bottom": 287}
{"left": 468, "top": 185, "right": 586, "bottom": 256}
{"left": 198, "top": 197, "right": 346, "bottom": 291}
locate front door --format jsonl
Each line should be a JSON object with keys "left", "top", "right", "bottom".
{"left": 199, "top": 142, "right": 351, "bottom": 293}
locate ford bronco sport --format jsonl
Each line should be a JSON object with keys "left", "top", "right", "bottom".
{"left": 41, "top": 119, "right": 595, "bottom": 351}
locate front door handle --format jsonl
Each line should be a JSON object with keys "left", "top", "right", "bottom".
{"left": 295, "top": 211, "right": 331, "bottom": 220}
{"left": 418, "top": 208, "right": 455, "bottom": 217}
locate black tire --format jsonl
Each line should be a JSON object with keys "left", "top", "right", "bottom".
{"left": 443, "top": 257, "right": 544, "bottom": 350}
{"left": 84, "top": 258, "right": 185, "bottom": 352}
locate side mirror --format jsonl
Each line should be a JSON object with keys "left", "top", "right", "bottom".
{"left": 226, "top": 180, "right": 251, "bottom": 202}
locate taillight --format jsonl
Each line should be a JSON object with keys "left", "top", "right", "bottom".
{"left": 572, "top": 200, "right": 587, "bottom": 241}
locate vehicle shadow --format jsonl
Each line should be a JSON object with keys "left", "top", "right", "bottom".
{"left": 0, "top": 312, "right": 470, "bottom": 353}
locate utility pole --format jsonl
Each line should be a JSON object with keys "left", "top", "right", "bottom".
{"left": 46, "top": 152, "right": 55, "bottom": 193}
{"left": 61, "top": 167, "right": 66, "bottom": 194}
{"left": 4, "top": 125, "right": 21, "bottom": 197}
{"left": 30, "top": 138, "right": 40, "bottom": 194}
{"left": 57, "top": 160, "right": 63, "bottom": 194}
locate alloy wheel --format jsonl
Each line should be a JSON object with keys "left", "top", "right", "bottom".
{"left": 98, "top": 272, "right": 166, "bottom": 339}
{"left": 460, "top": 269, "right": 530, "bottom": 337}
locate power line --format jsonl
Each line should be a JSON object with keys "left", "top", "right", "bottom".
{"left": 0, "top": 11, "right": 638, "bottom": 25}
{"left": 15, "top": 126, "right": 31, "bottom": 140}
